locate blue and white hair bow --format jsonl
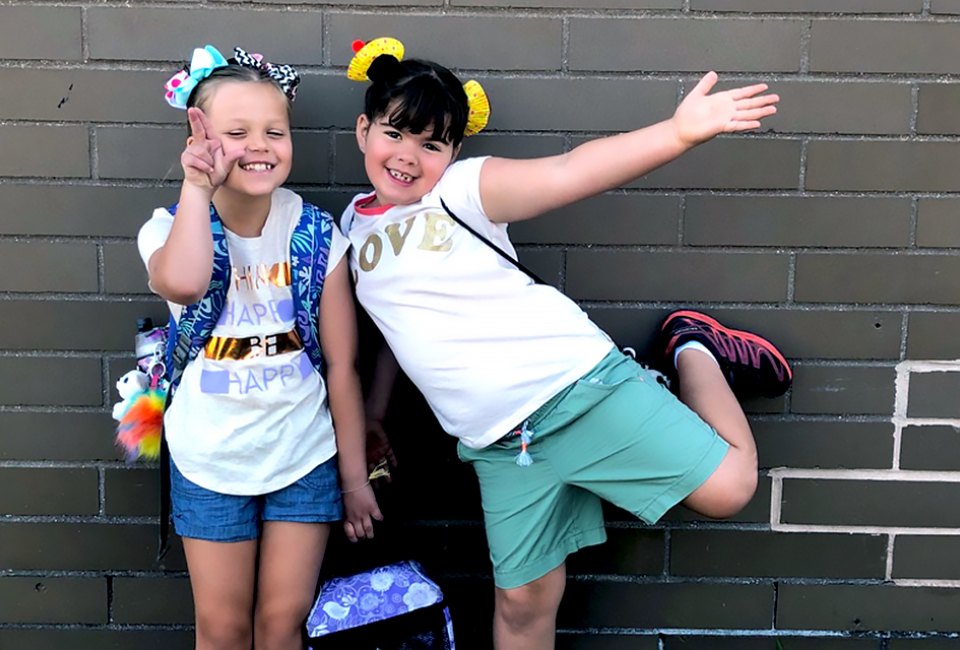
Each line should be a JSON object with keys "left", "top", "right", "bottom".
{"left": 164, "top": 44, "right": 229, "bottom": 110}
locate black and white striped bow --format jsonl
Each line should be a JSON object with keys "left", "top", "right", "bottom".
{"left": 232, "top": 47, "right": 301, "bottom": 102}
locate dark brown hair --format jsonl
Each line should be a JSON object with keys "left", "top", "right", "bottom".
{"left": 364, "top": 56, "right": 469, "bottom": 147}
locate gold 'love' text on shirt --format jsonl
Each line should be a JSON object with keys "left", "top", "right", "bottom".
{"left": 357, "top": 212, "right": 455, "bottom": 272}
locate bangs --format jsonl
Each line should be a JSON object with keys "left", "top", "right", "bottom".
{"left": 384, "top": 77, "right": 466, "bottom": 144}
{"left": 363, "top": 57, "right": 470, "bottom": 146}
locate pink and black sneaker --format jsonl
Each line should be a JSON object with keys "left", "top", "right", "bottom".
{"left": 657, "top": 310, "right": 792, "bottom": 399}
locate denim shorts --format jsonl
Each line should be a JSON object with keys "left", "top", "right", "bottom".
{"left": 170, "top": 455, "right": 344, "bottom": 542}
{"left": 458, "top": 348, "right": 729, "bottom": 589}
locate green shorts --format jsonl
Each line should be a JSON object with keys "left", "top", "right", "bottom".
{"left": 457, "top": 348, "right": 729, "bottom": 590}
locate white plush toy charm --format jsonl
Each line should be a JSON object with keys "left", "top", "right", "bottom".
{"left": 112, "top": 370, "right": 150, "bottom": 421}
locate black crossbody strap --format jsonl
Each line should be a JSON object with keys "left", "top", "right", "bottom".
{"left": 157, "top": 426, "right": 171, "bottom": 561}
{"left": 439, "top": 198, "right": 547, "bottom": 286}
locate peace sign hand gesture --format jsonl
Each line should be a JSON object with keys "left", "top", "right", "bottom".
{"left": 180, "top": 107, "right": 244, "bottom": 192}
{"left": 671, "top": 72, "right": 779, "bottom": 147}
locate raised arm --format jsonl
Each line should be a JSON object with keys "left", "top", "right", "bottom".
{"left": 319, "top": 260, "right": 383, "bottom": 541}
{"left": 479, "top": 72, "right": 778, "bottom": 223}
{"left": 147, "top": 107, "right": 243, "bottom": 304}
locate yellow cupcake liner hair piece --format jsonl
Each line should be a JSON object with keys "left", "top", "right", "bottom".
{"left": 349, "top": 37, "right": 490, "bottom": 136}
{"left": 347, "top": 37, "right": 405, "bottom": 82}
{"left": 462, "top": 80, "right": 490, "bottom": 137}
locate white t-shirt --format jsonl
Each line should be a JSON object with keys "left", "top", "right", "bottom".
{"left": 138, "top": 188, "right": 349, "bottom": 495}
{"left": 341, "top": 157, "right": 614, "bottom": 449}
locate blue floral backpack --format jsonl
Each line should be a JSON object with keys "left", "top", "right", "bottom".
{"left": 305, "top": 560, "right": 455, "bottom": 649}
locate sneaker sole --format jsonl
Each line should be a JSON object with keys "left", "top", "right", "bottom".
{"left": 660, "top": 310, "right": 793, "bottom": 382}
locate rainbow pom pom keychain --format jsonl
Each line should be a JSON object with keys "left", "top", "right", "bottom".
{"left": 113, "top": 351, "right": 168, "bottom": 462}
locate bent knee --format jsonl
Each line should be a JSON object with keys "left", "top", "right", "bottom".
{"left": 685, "top": 463, "right": 758, "bottom": 519}
{"left": 708, "top": 472, "right": 757, "bottom": 518}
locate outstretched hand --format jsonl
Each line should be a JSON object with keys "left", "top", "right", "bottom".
{"left": 671, "top": 72, "right": 779, "bottom": 147}
{"left": 180, "top": 107, "right": 243, "bottom": 192}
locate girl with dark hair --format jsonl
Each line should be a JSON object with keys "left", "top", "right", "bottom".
{"left": 341, "top": 37, "right": 790, "bottom": 650}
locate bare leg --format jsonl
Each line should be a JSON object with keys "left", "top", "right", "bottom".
{"left": 254, "top": 521, "right": 331, "bottom": 650}
{"left": 183, "top": 537, "right": 257, "bottom": 650}
{"left": 676, "top": 348, "right": 758, "bottom": 518}
{"left": 493, "top": 564, "right": 565, "bottom": 650}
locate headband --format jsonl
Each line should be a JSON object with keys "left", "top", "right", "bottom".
{"left": 164, "top": 44, "right": 301, "bottom": 110}
{"left": 347, "top": 37, "right": 490, "bottom": 137}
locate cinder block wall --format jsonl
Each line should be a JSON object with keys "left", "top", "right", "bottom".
{"left": 3, "top": 1, "right": 960, "bottom": 648}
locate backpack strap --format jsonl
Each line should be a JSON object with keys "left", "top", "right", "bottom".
{"left": 164, "top": 205, "right": 232, "bottom": 394}
{"left": 289, "top": 201, "right": 334, "bottom": 374}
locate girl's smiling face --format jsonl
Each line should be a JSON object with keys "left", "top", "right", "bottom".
{"left": 356, "top": 110, "right": 458, "bottom": 208}
{"left": 203, "top": 80, "right": 293, "bottom": 200}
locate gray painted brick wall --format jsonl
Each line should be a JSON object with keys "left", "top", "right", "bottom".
{"left": 3, "top": 1, "right": 960, "bottom": 648}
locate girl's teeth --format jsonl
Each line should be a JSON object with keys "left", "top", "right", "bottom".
{"left": 242, "top": 163, "right": 272, "bottom": 172}
{"left": 389, "top": 169, "right": 413, "bottom": 182}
